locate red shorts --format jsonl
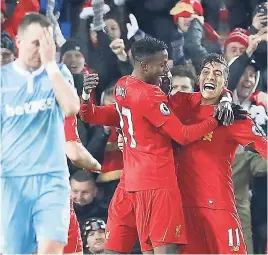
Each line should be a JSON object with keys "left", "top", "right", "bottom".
{"left": 63, "top": 207, "right": 83, "bottom": 253}
{"left": 105, "top": 186, "right": 186, "bottom": 253}
{"left": 180, "top": 207, "right": 247, "bottom": 254}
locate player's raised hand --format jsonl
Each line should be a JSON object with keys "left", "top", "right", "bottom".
{"left": 83, "top": 73, "right": 99, "bottom": 94}
{"left": 39, "top": 27, "right": 56, "bottom": 67}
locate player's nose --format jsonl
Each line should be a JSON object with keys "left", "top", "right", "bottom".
{"left": 207, "top": 71, "right": 215, "bottom": 81}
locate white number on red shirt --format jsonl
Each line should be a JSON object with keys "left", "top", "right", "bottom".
{"left": 115, "top": 102, "right": 137, "bottom": 148}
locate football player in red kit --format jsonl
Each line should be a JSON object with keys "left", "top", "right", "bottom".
{"left": 169, "top": 53, "right": 267, "bottom": 254}
{"left": 64, "top": 116, "right": 101, "bottom": 253}
{"left": 79, "top": 38, "right": 233, "bottom": 254}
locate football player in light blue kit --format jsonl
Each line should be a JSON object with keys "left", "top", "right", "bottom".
{"left": 0, "top": 13, "right": 80, "bottom": 254}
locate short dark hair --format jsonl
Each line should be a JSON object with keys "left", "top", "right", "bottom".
{"left": 70, "top": 170, "right": 95, "bottom": 183}
{"left": 201, "top": 53, "right": 229, "bottom": 80}
{"left": 171, "top": 65, "right": 196, "bottom": 87}
{"left": 18, "top": 13, "right": 51, "bottom": 35}
{"left": 131, "top": 37, "right": 168, "bottom": 63}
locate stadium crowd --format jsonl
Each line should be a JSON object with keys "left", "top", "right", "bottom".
{"left": 0, "top": 0, "right": 267, "bottom": 254}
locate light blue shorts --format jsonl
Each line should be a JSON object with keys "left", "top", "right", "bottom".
{"left": 0, "top": 173, "right": 70, "bottom": 254}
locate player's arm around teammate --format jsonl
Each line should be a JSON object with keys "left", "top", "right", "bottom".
{"left": 39, "top": 27, "right": 80, "bottom": 117}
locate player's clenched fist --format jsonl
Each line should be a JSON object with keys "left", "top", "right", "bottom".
{"left": 39, "top": 27, "right": 56, "bottom": 66}
{"left": 83, "top": 73, "right": 99, "bottom": 94}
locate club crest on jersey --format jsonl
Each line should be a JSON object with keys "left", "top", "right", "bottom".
{"left": 231, "top": 246, "right": 240, "bottom": 252}
{"left": 160, "top": 103, "right": 170, "bottom": 116}
{"left": 115, "top": 86, "right": 126, "bottom": 98}
{"left": 202, "top": 131, "right": 213, "bottom": 142}
{"left": 252, "top": 125, "right": 264, "bottom": 137}
{"left": 105, "top": 231, "right": 110, "bottom": 241}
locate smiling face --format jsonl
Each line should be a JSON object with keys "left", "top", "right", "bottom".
{"left": 236, "top": 65, "right": 257, "bottom": 101}
{"left": 87, "top": 229, "right": 105, "bottom": 253}
{"left": 225, "top": 42, "right": 246, "bottom": 63}
{"left": 141, "top": 49, "right": 170, "bottom": 83}
{"left": 71, "top": 179, "right": 97, "bottom": 206}
{"left": 105, "top": 18, "right": 121, "bottom": 40}
{"left": 177, "top": 16, "right": 192, "bottom": 32}
{"left": 199, "top": 61, "right": 227, "bottom": 103}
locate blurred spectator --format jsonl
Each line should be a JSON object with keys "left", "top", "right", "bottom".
{"left": 1, "top": 31, "right": 16, "bottom": 66}
{"left": 60, "top": 39, "right": 110, "bottom": 175}
{"left": 170, "top": 0, "right": 221, "bottom": 72}
{"left": 70, "top": 170, "right": 108, "bottom": 227}
{"left": 249, "top": 2, "right": 267, "bottom": 86}
{"left": 224, "top": 28, "right": 249, "bottom": 63}
{"left": 105, "top": 15, "right": 121, "bottom": 41}
{"left": 124, "top": 0, "right": 176, "bottom": 49}
{"left": 80, "top": 0, "right": 110, "bottom": 19}
{"left": 96, "top": 85, "right": 123, "bottom": 207}
{"left": 2, "top": 0, "right": 40, "bottom": 39}
{"left": 232, "top": 151, "right": 267, "bottom": 254}
{"left": 77, "top": 0, "right": 132, "bottom": 101}
{"left": 223, "top": 0, "right": 262, "bottom": 30}
{"left": 170, "top": 65, "right": 195, "bottom": 94}
{"left": 81, "top": 218, "right": 106, "bottom": 254}
{"left": 232, "top": 60, "right": 268, "bottom": 135}
{"left": 202, "top": 0, "right": 222, "bottom": 30}
{"left": 1, "top": 0, "right": 7, "bottom": 25}
{"left": 180, "top": 1, "right": 222, "bottom": 72}
{"left": 61, "top": 38, "right": 88, "bottom": 94}
{"left": 169, "top": 1, "right": 193, "bottom": 65}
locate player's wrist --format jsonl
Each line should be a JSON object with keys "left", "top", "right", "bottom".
{"left": 219, "top": 96, "right": 232, "bottom": 104}
{"left": 82, "top": 88, "right": 91, "bottom": 101}
{"left": 45, "top": 61, "right": 60, "bottom": 75}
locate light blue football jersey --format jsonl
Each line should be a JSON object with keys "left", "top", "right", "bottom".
{"left": 0, "top": 61, "right": 75, "bottom": 177}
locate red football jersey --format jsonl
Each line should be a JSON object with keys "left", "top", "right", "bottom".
{"left": 114, "top": 76, "right": 178, "bottom": 191}
{"left": 80, "top": 77, "right": 219, "bottom": 191}
{"left": 170, "top": 92, "right": 267, "bottom": 212}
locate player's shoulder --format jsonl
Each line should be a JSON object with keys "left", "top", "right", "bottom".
{"left": 170, "top": 91, "right": 201, "bottom": 102}
{"left": 228, "top": 117, "right": 261, "bottom": 135}
{"left": 115, "top": 75, "right": 150, "bottom": 99}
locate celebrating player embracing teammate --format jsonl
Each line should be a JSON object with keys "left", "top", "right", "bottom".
{"left": 79, "top": 38, "right": 235, "bottom": 254}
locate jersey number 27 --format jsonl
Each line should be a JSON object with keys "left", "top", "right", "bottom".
{"left": 115, "top": 102, "right": 137, "bottom": 148}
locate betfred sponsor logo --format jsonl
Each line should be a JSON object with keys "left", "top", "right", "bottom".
{"left": 5, "top": 98, "right": 54, "bottom": 117}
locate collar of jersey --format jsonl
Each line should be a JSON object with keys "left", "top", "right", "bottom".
{"left": 12, "top": 60, "right": 45, "bottom": 77}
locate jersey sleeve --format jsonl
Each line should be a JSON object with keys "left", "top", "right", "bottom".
{"left": 141, "top": 86, "right": 171, "bottom": 127}
{"left": 59, "top": 64, "right": 75, "bottom": 89}
{"left": 64, "top": 116, "right": 81, "bottom": 142}
{"left": 169, "top": 92, "right": 200, "bottom": 118}
{"left": 228, "top": 118, "right": 268, "bottom": 159}
{"left": 80, "top": 102, "right": 120, "bottom": 127}
{"left": 142, "top": 86, "right": 219, "bottom": 145}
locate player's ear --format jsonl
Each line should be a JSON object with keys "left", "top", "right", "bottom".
{"left": 15, "top": 35, "right": 21, "bottom": 49}
{"left": 140, "top": 61, "right": 148, "bottom": 72}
